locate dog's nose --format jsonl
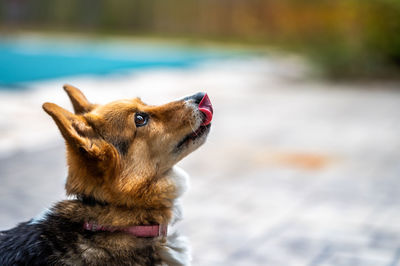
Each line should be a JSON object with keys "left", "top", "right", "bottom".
{"left": 184, "top": 92, "right": 206, "bottom": 105}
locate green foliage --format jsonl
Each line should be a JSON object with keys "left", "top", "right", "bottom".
{"left": 297, "top": 0, "right": 400, "bottom": 79}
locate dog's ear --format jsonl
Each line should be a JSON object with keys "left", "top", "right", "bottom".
{"left": 42, "top": 102, "right": 103, "bottom": 158}
{"left": 63, "top": 84, "right": 95, "bottom": 114}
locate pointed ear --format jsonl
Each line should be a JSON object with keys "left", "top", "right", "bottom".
{"left": 63, "top": 84, "right": 95, "bottom": 114}
{"left": 43, "top": 102, "right": 101, "bottom": 157}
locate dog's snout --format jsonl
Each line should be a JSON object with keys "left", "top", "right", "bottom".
{"left": 184, "top": 92, "right": 213, "bottom": 126}
{"left": 184, "top": 92, "right": 206, "bottom": 104}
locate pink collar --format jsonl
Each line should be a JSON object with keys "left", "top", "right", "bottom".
{"left": 83, "top": 221, "right": 168, "bottom": 238}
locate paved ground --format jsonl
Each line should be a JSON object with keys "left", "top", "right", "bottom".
{"left": 1, "top": 58, "right": 400, "bottom": 265}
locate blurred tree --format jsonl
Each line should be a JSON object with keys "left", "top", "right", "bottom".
{"left": 0, "top": 0, "right": 399, "bottom": 78}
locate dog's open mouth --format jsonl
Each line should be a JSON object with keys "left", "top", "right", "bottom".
{"left": 176, "top": 94, "right": 213, "bottom": 150}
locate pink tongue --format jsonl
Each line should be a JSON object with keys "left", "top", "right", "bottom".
{"left": 198, "top": 93, "right": 213, "bottom": 126}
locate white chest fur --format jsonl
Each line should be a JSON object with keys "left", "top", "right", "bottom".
{"left": 158, "top": 166, "right": 191, "bottom": 265}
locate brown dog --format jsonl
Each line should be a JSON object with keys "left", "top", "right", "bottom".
{"left": 0, "top": 85, "right": 213, "bottom": 265}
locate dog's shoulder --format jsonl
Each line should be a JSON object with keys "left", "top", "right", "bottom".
{"left": 0, "top": 206, "right": 83, "bottom": 265}
{"left": 0, "top": 221, "right": 52, "bottom": 265}
{"left": 0, "top": 203, "right": 166, "bottom": 265}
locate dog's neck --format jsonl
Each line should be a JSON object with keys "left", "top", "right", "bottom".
{"left": 56, "top": 167, "right": 189, "bottom": 228}
{"left": 75, "top": 166, "right": 189, "bottom": 208}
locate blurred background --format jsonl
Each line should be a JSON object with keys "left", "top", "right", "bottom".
{"left": 1, "top": 1, "right": 400, "bottom": 265}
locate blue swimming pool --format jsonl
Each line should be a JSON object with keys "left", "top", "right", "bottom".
{"left": 0, "top": 36, "right": 242, "bottom": 88}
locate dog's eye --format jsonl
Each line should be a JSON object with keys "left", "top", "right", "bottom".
{"left": 134, "top": 113, "right": 148, "bottom": 127}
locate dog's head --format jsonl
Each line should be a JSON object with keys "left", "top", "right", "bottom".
{"left": 43, "top": 85, "right": 213, "bottom": 208}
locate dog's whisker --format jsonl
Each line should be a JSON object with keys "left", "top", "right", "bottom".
{"left": 188, "top": 117, "right": 197, "bottom": 134}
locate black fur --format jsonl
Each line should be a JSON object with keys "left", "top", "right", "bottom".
{"left": 0, "top": 215, "right": 80, "bottom": 265}
{"left": 0, "top": 202, "right": 161, "bottom": 266}
{"left": 77, "top": 195, "right": 108, "bottom": 207}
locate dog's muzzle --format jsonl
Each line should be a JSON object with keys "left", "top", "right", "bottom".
{"left": 184, "top": 92, "right": 214, "bottom": 125}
